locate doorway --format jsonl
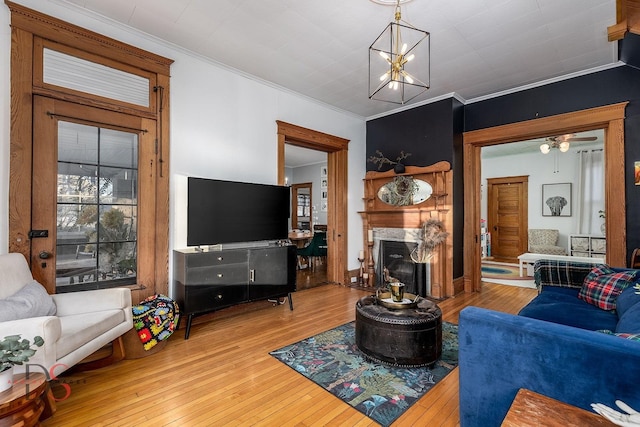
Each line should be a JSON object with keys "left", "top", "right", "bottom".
{"left": 291, "top": 183, "right": 313, "bottom": 231}
{"left": 463, "top": 103, "right": 627, "bottom": 292}
{"left": 486, "top": 176, "right": 529, "bottom": 263}
{"left": 276, "top": 121, "right": 349, "bottom": 285}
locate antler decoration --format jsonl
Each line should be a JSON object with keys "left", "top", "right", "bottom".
{"left": 368, "top": 150, "right": 412, "bottom": 170}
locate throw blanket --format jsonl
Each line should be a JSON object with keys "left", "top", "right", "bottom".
{"left": 132, "top": 294, "right": 179, "bottom": 350}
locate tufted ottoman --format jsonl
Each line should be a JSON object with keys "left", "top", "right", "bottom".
{"left": 355, "top": 295, "right": 442, "bottom": 367}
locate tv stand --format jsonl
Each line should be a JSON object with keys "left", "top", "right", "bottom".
{"left": 173, "top": 244, "right": 297, "bottom": 339}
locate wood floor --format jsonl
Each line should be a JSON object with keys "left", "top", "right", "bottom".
{"left": 42, "top": 281, "right": 536, "bottom": 427}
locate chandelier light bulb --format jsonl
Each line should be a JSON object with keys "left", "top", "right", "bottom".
{"left": 540, "top": 143, "right": 551, "bottom": 154}
{"left": 379, "top": 51, "right": 391, "bottom": 61}
{"left": 405, "top": 53, "right": 415, "bottom": 62}
{"left": 559, "top": 141, "right": 570, "bottom": 152}
{"left": 401, "top": 43, "right": 408, "bottom": 54}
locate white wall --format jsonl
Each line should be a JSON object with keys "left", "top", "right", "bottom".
{"left": 481, "top": 148, "right": 602, "bottom": 253}
{"left": 0, "top": 1, "right": 367, "bottom": 277}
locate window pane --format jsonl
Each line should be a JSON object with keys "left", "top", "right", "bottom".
{"left": 100, "top": 128, "right": 138, "bottom": 168}
{"left": 58, "top": 122, "right": 98, "bottom": 164}
{"left": 43, "top": 48, "right": 150, "bottom": 108}
{"left": 100, "top": 168, "right": 137, "bottom": 203}
{"left": 55, "top": 120, "right": 138, "bottom": 291}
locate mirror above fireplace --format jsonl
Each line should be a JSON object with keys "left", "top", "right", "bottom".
{"left": 377, "top": 176, "right": 433, "bottom": 206}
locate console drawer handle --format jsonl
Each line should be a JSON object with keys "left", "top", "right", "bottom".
{"left": 217, "top": 273, "right": 223, "bottom": 278}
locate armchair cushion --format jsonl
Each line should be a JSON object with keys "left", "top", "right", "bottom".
{"left": 57, "top": 310, "right": 126, "bottom": 360}
{"left": 0, "top": 280, "right": 57, "bottom": 321}
{"left": 0, "top": 253, "right": 35, "bottom": 298}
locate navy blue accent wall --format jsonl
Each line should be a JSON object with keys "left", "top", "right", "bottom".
{"left": 366, "top": 64, "right": 640, "bottom": 278}
{"left": 466, "top": 65, "right": 640, "bottom": 264}
{"left": 366, "top": 99, "right": 455, "bottom": 171}
{"left": 366, "top": 98, "right": 465, "bottom": 279}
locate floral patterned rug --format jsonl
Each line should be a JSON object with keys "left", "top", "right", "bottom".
{"left": 269, "top": 321, "right": 458, "bottom": 427}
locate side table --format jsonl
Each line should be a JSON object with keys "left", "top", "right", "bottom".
{"left": 501, "top": 388, "right": 615, "bottom": 427}
{"left": 0, "top": 373, "right": 56, "bottom": 427}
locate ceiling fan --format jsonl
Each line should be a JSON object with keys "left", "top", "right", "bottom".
{"left": 539, "top": 134, "right": 597, "bottom": 154}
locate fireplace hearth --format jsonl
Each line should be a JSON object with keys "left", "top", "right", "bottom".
{"left": 377, "top": 239, "right": 430, "bottom": 297}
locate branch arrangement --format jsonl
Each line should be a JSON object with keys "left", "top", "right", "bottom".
{"left": 411, "top": 218, "right": 449, "bottom": 263}
{"left": 368, "top": 150, "right": 412, "bottom": 170}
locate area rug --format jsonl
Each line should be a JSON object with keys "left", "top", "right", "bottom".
{"left": 481, "top": 262, "right": 529, "bottom": 280}
{"left": 269, "top": 321, "right": 458, "bottom": 427}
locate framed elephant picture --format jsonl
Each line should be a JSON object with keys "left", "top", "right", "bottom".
{"left": 542, "top": 183, "right": 572, "bottom": 217}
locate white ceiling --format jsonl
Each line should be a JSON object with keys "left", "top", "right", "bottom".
{"left": 58, "top": 0, "right": 619, "bottom": 119}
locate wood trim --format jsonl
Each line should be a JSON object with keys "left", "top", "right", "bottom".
{"left": 276, "top": 121, "right": 350, "bottom": 285}
{"left": 5, "top": 1, "right": 173, "bottom": 74}
{"left": 463, "top": 103, "right": 628, "bottom": 292}
{"left": 33, "top": 38, "right": 158, "bottom": 116}
{"left": 290, "top": 183, "right": 313, "bottom": 230}
{"left": 8, "top": 26, "right": 33, "bottom": 256}
{"left": 608, "top": 0, "right": 640, "bottom": 40}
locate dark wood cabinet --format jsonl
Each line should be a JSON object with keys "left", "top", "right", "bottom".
{"left": 174, "top": 245, "right": 297, "bottom": 339}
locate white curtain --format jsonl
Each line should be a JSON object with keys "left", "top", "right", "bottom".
{"left": 576, "top": 150, "right": 604, "bottom": 235}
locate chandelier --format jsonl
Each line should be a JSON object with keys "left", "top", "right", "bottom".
{"left": 369, "top": 0, "right": 430, "bottom": 104}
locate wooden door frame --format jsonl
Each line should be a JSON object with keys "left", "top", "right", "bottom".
{"left": 290, "top": 182, "right": 312, "bottom": 230}
{"left": 276, "top": 121, "right": 349, "bottom": 284}
{"left": 486, "top": 176, "right": 529, "bottom": 262}
{"left": 463, "top": 103, "right": 627, "bottom": 292}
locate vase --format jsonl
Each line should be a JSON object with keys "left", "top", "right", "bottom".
{"left": 394, "top": 163, "right": 405, "bottom": 174}
{"left": 0, "top": 366, "right": 14, "bottom": 392}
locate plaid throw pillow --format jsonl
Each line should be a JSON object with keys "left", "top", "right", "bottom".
{"left": 578, "top": 265, "right": 636, "bottom": 310}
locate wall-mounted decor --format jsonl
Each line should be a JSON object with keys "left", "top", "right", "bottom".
{"left": 635, "top": 161, "right": 640, "bottom": 186}
{"left": 542, "top": 183, "right": 572, "bottom": 217}
{"left": 321, "top": 166, "right": 327, "bottom": 177}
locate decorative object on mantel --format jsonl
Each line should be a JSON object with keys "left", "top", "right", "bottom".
{"left": 368, "top": 150, "right": 412, "bottom": 173}
{"left": 0, "top": 334, "right": 44, "bottom": 392}
{"left": 410, "top": 218, "right": 449, "bottom": 263}
{"left": 368, "top": 0, "right": 430, "bottom": 105}
{"left": 591, "top": 400, "right": 640, "bottom": 426}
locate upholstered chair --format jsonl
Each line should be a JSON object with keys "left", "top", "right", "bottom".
{"left": 528, "top": 229, "right": 567, "bottom": 255}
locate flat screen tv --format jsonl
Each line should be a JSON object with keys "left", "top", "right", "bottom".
{"left": 187, "top": 177, "right": 290, "bottom": 247}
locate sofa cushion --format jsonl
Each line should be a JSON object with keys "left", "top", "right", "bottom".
{"left": 0, "top": 280, "right": 57, "bottom": 321}
{"left": 578, "top": 265, "right": 636, "bottom": 310}
{"left": 519, "top": 288, "right": 619, "bottom": 331}
{"left": 616, "top": 299, "right": 640, "bottom": 334}
{"left": 616, "top": 285, "right": 640, "bottom": 318}
{"left": 57, "top": 309, "right": 125, "bottom": 359}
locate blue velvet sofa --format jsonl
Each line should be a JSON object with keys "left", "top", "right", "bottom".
{"left": 458, "top": 259, "right": 640, "bottom": 427}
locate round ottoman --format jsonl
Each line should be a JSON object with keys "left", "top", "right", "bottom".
{"left": 355, "top": 294, "right": 442, "bottom": 367}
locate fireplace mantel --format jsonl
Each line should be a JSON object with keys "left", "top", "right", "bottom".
{"left": 359, "top": 162, "right": 453, "bottom": 298}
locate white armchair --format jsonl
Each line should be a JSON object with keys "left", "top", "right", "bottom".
{"left": 528, "top": 229, "right": 567, "bottom": 255}
{"left": 0, "top": 253, "right": 132, "bottom": 376}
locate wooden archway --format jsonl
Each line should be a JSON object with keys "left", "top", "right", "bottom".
{"left": 463, "top": 103, "right": 627, "bottom": 292}
{"left": 276, "top": 121, "right": 350, "bottom": 284}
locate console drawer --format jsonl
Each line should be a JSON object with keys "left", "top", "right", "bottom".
{"left": 186, "top": 263, "right": 247, "bottom": 285}
{"left": 182, "top": 283, "right": 249, "bottom": 313}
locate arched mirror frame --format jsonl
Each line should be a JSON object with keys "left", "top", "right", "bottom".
{"left": 463, "top": 102, "right": 628, "bottom": 293}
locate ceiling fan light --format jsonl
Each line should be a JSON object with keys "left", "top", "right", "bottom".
{"left": 540, "top": 143, "right": 550, "bottom": 154}
{"left": 559, "top": 141, "right": 570, "bottom": 152}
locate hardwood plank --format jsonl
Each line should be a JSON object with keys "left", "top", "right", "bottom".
{"left": 41, "top": 282, "right": 536, "bottom": 426}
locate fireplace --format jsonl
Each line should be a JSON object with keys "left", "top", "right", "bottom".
{"left": 359, "top": 162, "right": 453, "bottom": 298}
{"left": 377, "top": 239, "right": 430, "bottom": 296}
